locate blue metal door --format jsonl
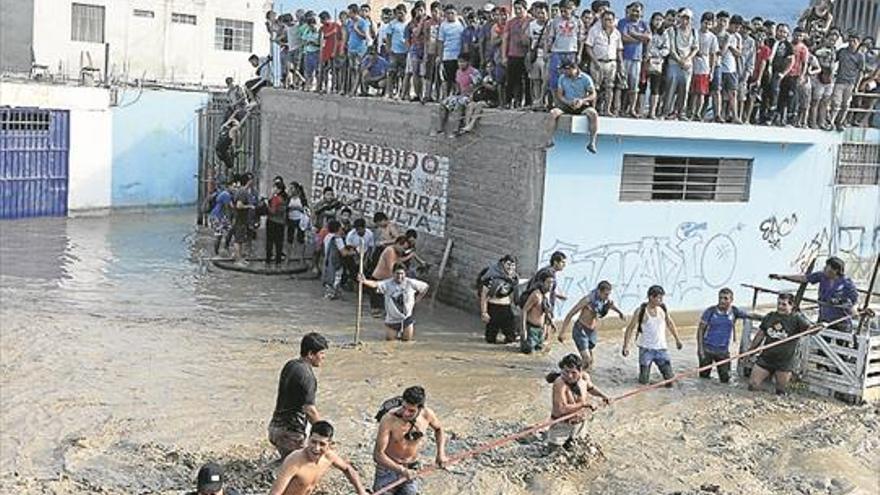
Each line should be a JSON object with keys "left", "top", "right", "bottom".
{"left": 0, "top": 107, "right": 70, "bottom": 219}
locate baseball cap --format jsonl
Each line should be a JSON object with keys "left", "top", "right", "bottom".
{"left": 197, "top": 463, "right": 224, "bottom": 492}
{"left": 482, "top": 2, "right": 495, "bottom": 12}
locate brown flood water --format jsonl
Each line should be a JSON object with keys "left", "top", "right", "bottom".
{"left": 1, "top": 208, "right": 878, "bottom": 495}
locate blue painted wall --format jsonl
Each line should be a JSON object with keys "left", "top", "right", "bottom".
{"left": 111, "top": 89, "right": 207, "bottom": 207}
{"left": 539, "top": 129, "right": 879, "bottom": 314}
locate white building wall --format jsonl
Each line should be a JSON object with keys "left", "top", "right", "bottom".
{"left": 31, "top": 0, "right": 271, "bottom": 87}
{"left": 0, "top": 81, "right": 112, "bottom": 210}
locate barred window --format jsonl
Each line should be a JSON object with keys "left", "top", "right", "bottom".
{"left": 0, "top": 109, "right": 51, "bottom": 132}
{"left": 215, "top": 18, "right": 253, "bottom": 52}
{"left": 133, "top": 9, "right": 154, "bottom": 18}
{"left": 836, "top": 143, "right": 880, "bottom": 185}
{"left": 71, "top": 3, "right": 105, "bottom": 43}
{"left": 620, "top": 155, "right": 753, "bottom": 202}
{"left": 172, "top": 12, "right": 197, "bottom": 25}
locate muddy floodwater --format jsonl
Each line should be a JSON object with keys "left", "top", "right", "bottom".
{"left": 1, "top": 208, "right": 878, "bottom": 495}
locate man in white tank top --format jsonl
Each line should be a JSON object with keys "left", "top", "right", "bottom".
{"left": 622, "top": 285, "right": 683, "bottom": 386}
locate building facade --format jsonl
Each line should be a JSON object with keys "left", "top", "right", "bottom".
{"left": 2, "top": 0, "right": 271, "bottom": 86}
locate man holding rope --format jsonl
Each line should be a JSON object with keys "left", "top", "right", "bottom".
{"left": 373, "top": 386, "right": 447, "bottom": 495}
{"left": 747, "top": 292, "right": 812, "bottom": 395}
{"left": 545, "top": 353, "right": 610, "bottom": 450}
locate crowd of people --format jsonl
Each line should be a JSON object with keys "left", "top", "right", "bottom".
{"left": 198, "top": 167, "right": 866, "bottom": 494}
{"left": 241, "top": 0, "right": 879, "bottom": 138}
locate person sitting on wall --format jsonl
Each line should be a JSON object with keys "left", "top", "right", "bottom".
{"left": 245, "top": 54, "right": 274, "bottom": 100}
{"left": 435, "top": 55, "right": 487, "bottom": 137}
{"left": 545, "top": 60, "right": 601, "bottom": 154}
{"left": 360, "top": 46, "right": 390, "bottom": 96}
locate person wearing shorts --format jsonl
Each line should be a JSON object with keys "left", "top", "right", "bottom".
{"left": 622, "top": 285, "right": 683, "bottom": 386}
{"left": 687, "top": 12, "right": 718, "bottom": 120}
{"left": 521, "top": 271, "right": 555, "bottom": 354}
{"left": 618, "top": 2, "right": 650, "bottom": 117}
{"left": 359, "top": 262, "right": 429, "bottom": 341}
{"left": 545, "top": 1, "right": 583, "bottom": 93}
{"left": 748, "top": 293, "right": 812, "bottom": 395}
{"left": 385, "top": 6, "right": 409, "bottom": 98}
{"left": 560, "top": 281, "right": 625, "bottom": 370}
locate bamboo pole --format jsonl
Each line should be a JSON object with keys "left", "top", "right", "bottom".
{"left": 354, "top": 238, "right": 366, "bottom": 345}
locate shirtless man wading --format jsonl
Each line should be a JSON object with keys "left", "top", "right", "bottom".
{"left": 521, "top": 271, "right": 556, "bottom": 354}
{"left": 373, "top": 386, "right": 447, "bottom": 495}
{"left": 268, "top": 421, "right": 367, "bottom": 495}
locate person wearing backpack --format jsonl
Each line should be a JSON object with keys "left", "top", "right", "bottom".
{"left": 622, "top": 285, "right": 683, "bottom": 386}
{"left": 559, "top": 280, "right": 626, "bottom": 370}
{"left": 477, "top": 255, "right": 519, "bottom": 344}
{"left": 373, "top": 386, "right": 447, "bottom": 495}
{"left": 697, "top": 288, "right": 756, "bottom": 383}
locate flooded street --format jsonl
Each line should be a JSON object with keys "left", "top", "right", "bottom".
{"left": 1, "top": 208, "right": 878, "bottom": 495}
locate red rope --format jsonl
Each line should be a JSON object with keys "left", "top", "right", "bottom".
{"left": 371, "top": 311, "right": 866, "bottom": 495}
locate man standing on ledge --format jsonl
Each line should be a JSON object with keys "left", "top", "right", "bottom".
{"left": 373, "top": 386, "right": 447, "bottom": 495}
{"left": 268, "top": 332, "right": 328, "bottom": 460}
{"left": 770, "top": 256, "right": 859, "bottom": 331}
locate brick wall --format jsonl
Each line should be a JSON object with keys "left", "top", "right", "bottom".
{"left": 259, "top": 90, "right": 551, "bottom": 311}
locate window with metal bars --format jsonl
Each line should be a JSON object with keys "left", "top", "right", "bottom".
{"left": 0, "top": 110, "right": 51, "bottom": 132}
{"left": 133, "top": 9, "right": 155, "bottom": 18}
{"left": 836, "top": 143, "right": 880, "bottom": 185}
{"left": 172, "top": 12, "right": 197, "bottom": 25}
{"left": 619, "top": 154, "right": 752, "bottom": 202}
{"left": 71, "top": 3, "right": 105, "bottom": 43}
{"left": 215, "top": 18, "right": 253, "bottom": 52}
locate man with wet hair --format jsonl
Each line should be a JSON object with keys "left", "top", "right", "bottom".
{"left": 478, "top": 254, "right": 519, "bottom": 344}
{"left": 190, "top": 462, "right": 240, "bottom": 495}
{"left": 622, "top": 285, "right": 683, "bottom": 386}
{"left": 521, "top": 270, "right": 556, "bottom": 354}
{"left": 545, "top": 353, "right": 610, "bottom": 449}
{"left": 269, "top": 421, "right": 368, "bottom": 495}
{"left": 560, "top": 280, "right": 625, "bottom": 370}
{"left": 360, "top": 262, "right": 429, "bottom": 341}
{"left": 268, "top": 333, "right": 329, "bottom": 459}
{"left": 747, "top": 293, "right": 813, "bottom": 395}
{"left": 697, "top": 288, "right": 754, "bottom": 383}
{"left": 770, "top": 256, "right": 859, "bottom": 330}
{"left": 373, "top": 386, "right": 446, "bottom": 495}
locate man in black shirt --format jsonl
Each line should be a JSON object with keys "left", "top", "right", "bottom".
{"left": 747, "top": 293, "right": 812, "bottom": 395}
{"left": 268, "top": 332, "right": 329, "bottom": 459}
{"left": 189, "top": 462, "right": 240, "bottom": 495}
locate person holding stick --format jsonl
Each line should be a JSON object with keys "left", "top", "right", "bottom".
{"left": 770, "top": 256, "right": 859, "bottom": 331}
{"left": 359, "top": 262, "right": 429, "bottom": 341}
{"left": 545, "top": 353, "right": 610, "bottom": 450}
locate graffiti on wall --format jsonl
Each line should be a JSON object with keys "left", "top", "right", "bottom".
{"left": 541, "top": 222, "right": 741, "bottom": 312}
{"left": 790, "top": 226, "right": 878, "bottom": 282}
{"left": 759, "top": 213, "right": 798, "bottom": 250}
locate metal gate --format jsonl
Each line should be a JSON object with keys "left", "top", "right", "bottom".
{"left": 196, "top": 94, "right": 260, "bottom": 225}
{"left": 0, "top": 107, "right": 70, "bottom": 219}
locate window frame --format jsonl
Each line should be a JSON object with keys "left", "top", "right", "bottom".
{"left": 214, "top": 17, "right": 254, "bottom": 52}
{"left": 835, "top": 143, "right": 880, "bottom": 186}
{"left": 133, "top": 9, "right": 155, "bottom": 18}
{"left": 619, "top": 154, "right": 753, "bottom": 203}
{"left": 71, "top": 3, "right": 106, "bottom": 43}
{"left": 171, "top": 12, "right": 197, "bottom": 25}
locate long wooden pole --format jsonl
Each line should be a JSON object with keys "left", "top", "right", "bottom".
{"left": 430, "top": 239, "right": 454, "bottom": 309}
{"left": 856, "top": 255, "right": 879, "bottom": 335}
{"left": 354, "top": 238, "right": 366, "bottom": 345}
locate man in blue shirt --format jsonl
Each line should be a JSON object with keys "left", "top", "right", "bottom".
{"left": 771, "top": 256, "right": 860, "bottom": 330}
{"left": 385, "top": 5, "right": 409, "bottom": 98}
{"left": 345, "top": 3, "right": 371, "bottom": 95}
{"left": 617, "top": 2, "right": 650, "bottom": 117}
{"left": 697, "top": 288, "right": 754, "bottom": 383}
{"left": 208, "top": 181, "right": 234, "bottom": 255}
{"left": 438, "top": 5, "right": 465, "bottom": 98}
{"left": 547, "top": 61, "right": 600, "bottom": 153}
{"left": 360, "top": 47, "right": 389, "bottom": 95}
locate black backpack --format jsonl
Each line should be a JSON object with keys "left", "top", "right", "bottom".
{"left": 635, "top": 302, "right": 668, "bottom": 335}
{"left": 375, "top": 396, "right": 404, "bottom": 422}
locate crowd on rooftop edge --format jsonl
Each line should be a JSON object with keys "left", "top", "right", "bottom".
{"left": 220, "top": 0, "right": 879, "bottom": 155}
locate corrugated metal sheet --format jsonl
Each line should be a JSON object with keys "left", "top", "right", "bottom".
{"left": 0, "top": 107, "right": 69, "bottom": 219}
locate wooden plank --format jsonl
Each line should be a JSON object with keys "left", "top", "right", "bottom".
{"left": 865, "top": 376, "right": 880, "bottom": 388}
{"left": 816, "top": 328, "right": 867, "bottom": 344}
{"left": 805, "top": 354, "right": 858, "bottom": 374}
{"left": 808, "top": 336, "right": 860, "bottom": 380}
{"left": 806, "top": 343, "right": 861, "bottom": 358}
{"left": 807, "top": 383, "right": 861, "bottom": 402}
{"left": 805, "top": 369, "right": 862, "bottom": 392}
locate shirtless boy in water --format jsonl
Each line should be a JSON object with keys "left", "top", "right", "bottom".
{"left": 268, "top": 421, "right": 367, "bottom": 495}
{"left": 559, "top": 280, "right": 626, "bottom": 370}
{"left": 373, "top": 386, "right": 447, "bottom": 495}
{"left": 521, "top": 272, "right": 556, "bottom": 354}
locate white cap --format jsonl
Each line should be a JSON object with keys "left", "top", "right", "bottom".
{"left": 483, "top": 2, "right": 496, "bottom": 12}
{"left": 679, "top": 8, "right": 693, "bottom": 18}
